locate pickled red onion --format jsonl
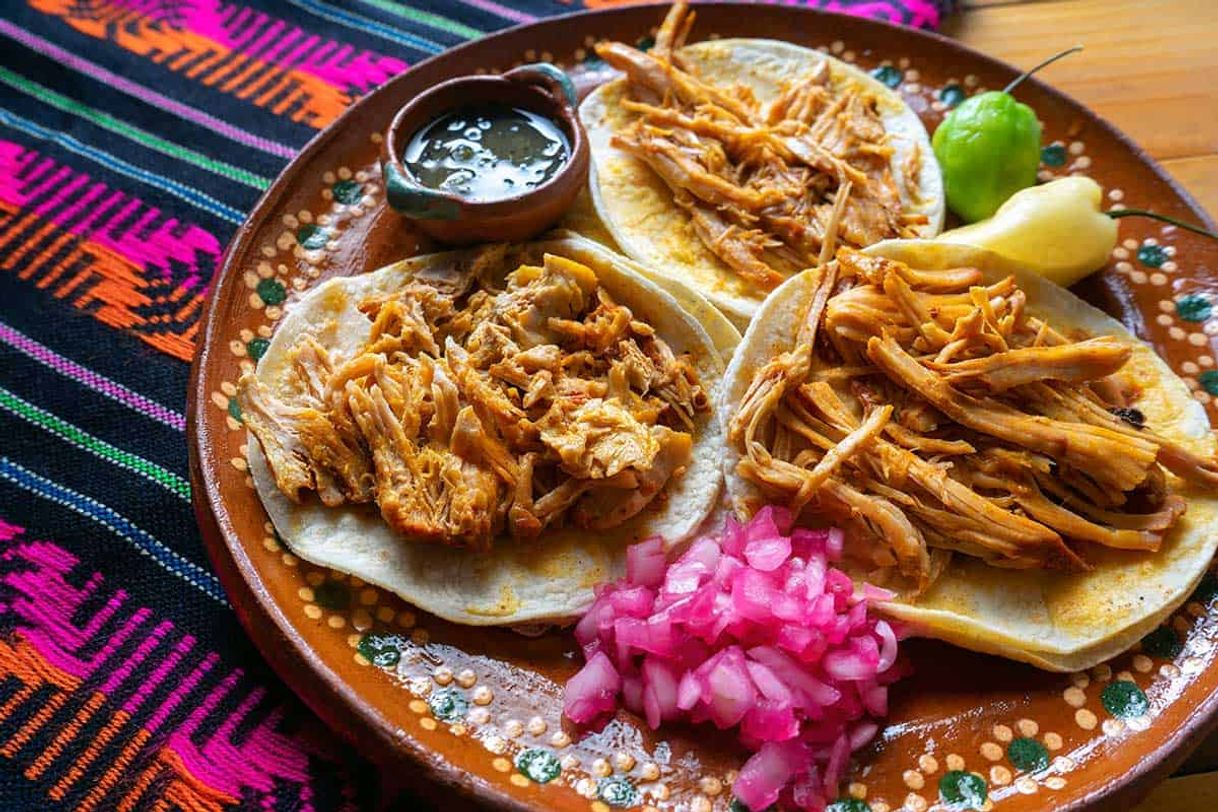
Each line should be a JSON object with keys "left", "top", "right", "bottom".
{"left": 562, "top": 507, "right": 904, "bottom": 811}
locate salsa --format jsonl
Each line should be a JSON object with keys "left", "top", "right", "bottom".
{"left": 403, "top": 105, "right": 570, "bottom": 202}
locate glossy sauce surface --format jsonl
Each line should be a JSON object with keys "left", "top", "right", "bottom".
{"left": 404, "top": 105, "right": 569, "bottom": 202}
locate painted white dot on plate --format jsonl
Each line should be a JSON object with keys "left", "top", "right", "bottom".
{"left": 1170, "top": 326, "right": 1187, "bottom": 340}
{"left": 1044, "top": 732, "right": 1063, "bottom": 751}
{"left": 1202, "top": 355, "right": 1216, "bottom": 366}
{"left": 1190, "top": 332, "right": 1209, "bottom": 346}
{"left": 1183, "top": 361, "right": 1200, "bottom": 374}
{"left": 1071, "top": 672, "right": 1091, "bottom": 688}
{"left": 1102, "top": 718, "right": 1125, "bottom": 736}
{"left": 992, "top": 724, "right": 1013, "bottom": 742}
{"left": 1124, "top": 238, "right": 1140, "bottom": 250}
{"left": 1016, "top": 776, "right": 1038, "bottom": 794}
{"left": 1113, "top": 247, "right": 1130, "bottom": 260}
{"left": 1131, "top": 270, "right": 1149, "bottom": 284}
{"left": 1115, "top": 261, "right": 1133, "bottom": 273}
{"left": 990, "top": 765, "right": 1012, "bottom": 786}
{"left": 1046, "top": 776, "right": 1067, "bottom": 790}
{"left": 1017, "top": 719, "right": 1039, "bottom": 737}
{"left": 1108, "top": 189, "right": 1125, "bottom": 201}
{"left": 1075, "top": 709, "right": 1098, "bottom": 730}
{"left": 1063, "top": 687, "right": 1086, "bottom": 707}
{"left": 919, "top": 754, "right": 939, "bottom": 773}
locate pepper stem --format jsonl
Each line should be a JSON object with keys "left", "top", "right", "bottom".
{"left": 1003, "top": 46, "right": 1084, "bottom": 95}
{"left": 1107, "top": 209, "right": 1218, "bottom": 241}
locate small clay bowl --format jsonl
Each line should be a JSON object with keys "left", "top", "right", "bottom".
{"left": 382, "top": 62, "right": 589, "bottom": 244}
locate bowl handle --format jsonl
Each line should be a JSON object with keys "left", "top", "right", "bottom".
{"left": 382, "top": 162, "right": 462, "bottom": 220}
{"left": 503, "top": 62, "right": 578, "bottom": 108}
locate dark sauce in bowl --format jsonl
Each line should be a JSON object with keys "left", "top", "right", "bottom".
{"left": 403, "top": 105, "right": 570, "bottom": 202}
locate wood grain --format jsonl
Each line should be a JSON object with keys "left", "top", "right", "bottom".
{"left": 1161, "top": 156, "right": 1218, "bottom": 219}
{"left": 945, "top": 0, "right": 1218, "bottom": 162}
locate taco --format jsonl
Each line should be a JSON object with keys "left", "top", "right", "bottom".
{"left": 721, "top": 240, "right": 1218, "bottom": 671}
{"left": 580, "top": 1, "right": 945, "bottom": 328}
{"left": 240, "top": 234, "right": 727, "bottom": 626}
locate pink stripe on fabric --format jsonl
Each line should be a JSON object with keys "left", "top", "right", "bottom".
{"left": 0, "top": 141, "right": 222, "bottom": 292}
{"left": 0, "top": 323, "right": 186, "bottom": 430}
{"left": 460, "top": 0, "right": 537, "bottom": 25}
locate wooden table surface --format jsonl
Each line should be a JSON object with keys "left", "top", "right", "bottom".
{"left": 946, "top": 1, "right": 1218, "bottom": 806}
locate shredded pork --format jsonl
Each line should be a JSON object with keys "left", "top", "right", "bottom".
{"left": 729, "top": 248, "right": 1218, "bottom": 591}
{"left": 239, "top": 253, "right": 708, "bottom": 551}
{"left": 598, "top": 1, "right": 925, "bottom": 291}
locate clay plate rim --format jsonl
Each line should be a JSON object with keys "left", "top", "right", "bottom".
{"left": 186, "top": 4, "right": 1218, "bottom": 810}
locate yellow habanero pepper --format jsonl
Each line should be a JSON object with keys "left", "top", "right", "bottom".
{"left": 934, "top": 177, "right": 1117, "bottom": 288}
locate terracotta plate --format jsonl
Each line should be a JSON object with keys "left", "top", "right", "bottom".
{"left": 188, "top": 5, "right": 1218, "bottom": 811}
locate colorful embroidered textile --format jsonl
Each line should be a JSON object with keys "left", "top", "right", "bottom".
{"left": 0, "top": 1, "right": 948, "bottom": 808}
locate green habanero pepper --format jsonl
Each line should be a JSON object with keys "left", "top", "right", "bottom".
{"left": 933, "top": 47, "right": 1082, "bottom": 223}
{"left": 933, "top": 93, "right": 1041, "bottom": 223}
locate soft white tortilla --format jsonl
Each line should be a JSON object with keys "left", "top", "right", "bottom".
{"left": 721, "top": 240, "right": 1218, "bottom": 672}
{"left": 248, "top": 235, "right": 725, "bottom": 626}
{"left": 582, "top": 38, "right": 945, "bottom": 329}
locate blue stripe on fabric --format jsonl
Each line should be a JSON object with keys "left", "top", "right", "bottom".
{"left": 0, "top": 106, "right": 245, "bottom": 225}
{"left": 281, "top": 0, "right": 446, "bottom": 54}
{"left": 0, "top": 457, "right": 228, "bottom": 605}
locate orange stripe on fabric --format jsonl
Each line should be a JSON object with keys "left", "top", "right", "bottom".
{"left": 108, "top": 742, "right": 159, "bottom": 812}
{"left": 79, "top": 727, "right": 152, "bottom": 812}
{"left": 11, "top": 230, "right": 76, "bottom": 278}
{"left": 0, "top": 207, "right": 202, "bottom": 362}
{"left": 184, "top": 49, "right": 226, "bottom": 79}
{"left": 1, "top": 220, "right": 57, "bottom": 270}
{"left": 29, "top": 0, "right": 352, "bottom": 126}
{"left": 3, "top": 692, "right": 68, "bottom": 758}
{"left": 2, "top": 213, "right": 43, "bottom": 269}
{"left": 26, "top": 690, "right": 107, "bottom": 779}
{"left": 48, "top": 708, "right": 131, "bottom": 800}
{"left": 159, "top": 748, "right": 238, "bottom": 812}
